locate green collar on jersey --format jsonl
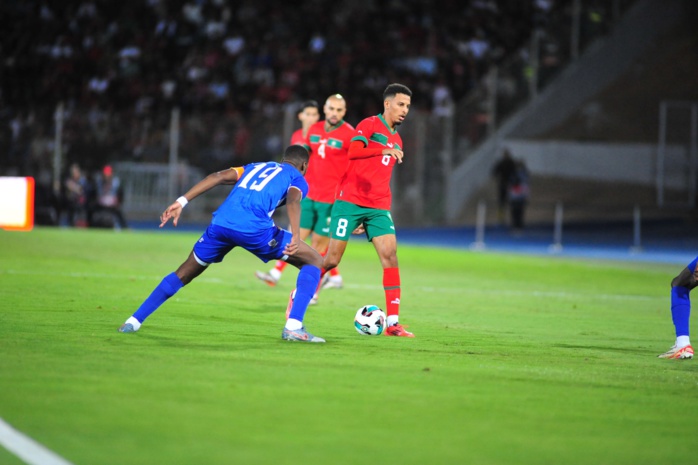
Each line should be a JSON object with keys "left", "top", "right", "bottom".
{"left": 324, "top": 120, "right": 345, "bottom": 132}
{"left": 377, "top": 114, "right": 397, "bottom": 134}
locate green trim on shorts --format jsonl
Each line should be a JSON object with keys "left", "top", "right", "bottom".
{"left": 300, "top": 197, "right": 334, "bottom": 237}
{"left": 329, "top": 200, "right": 395, "bottom": 241}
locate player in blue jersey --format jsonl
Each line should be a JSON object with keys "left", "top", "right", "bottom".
{"left": 658, "top": 256, "right": 697, "bottom": 359}
{"left": 118, "top": 145, "right": 326, "bottom": 342}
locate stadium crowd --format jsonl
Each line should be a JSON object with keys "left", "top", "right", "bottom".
{"left": 1, "top": 0, "right": 618, "bottom": 185}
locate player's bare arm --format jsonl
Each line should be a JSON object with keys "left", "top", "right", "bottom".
{"left": 160, "top": 167, "right": 242, "bottom": 228}
{"left": 283, "top": 186, "right": 304, "bottom": 256}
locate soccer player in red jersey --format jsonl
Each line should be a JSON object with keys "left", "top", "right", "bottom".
{"left": 322, "top": 83, "right": 415, "bottom": 337}
{"left": 289, "top": 100, "right": 320, "bottom": 147}
{"left": 256, "top": 95, "right": 353, "bottom": 293}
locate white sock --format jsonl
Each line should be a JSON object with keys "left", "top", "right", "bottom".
{"left": 285, "top": 318, "right": 302, "bottom": 330}
{"left": 387, "top": 315, "right": 399, "bottom": 327}
{"left": 125, "top": 316, "right": 142, "bottom": 331}
{"left": 676, "top": 335, "right": 691, "bottom": 348}
{"left": 269, "top": 268, "right": 282, "bottom": 280}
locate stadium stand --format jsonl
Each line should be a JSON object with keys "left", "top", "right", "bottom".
{"left": 0, "top": 0, "right": 629, "bottom": 174}
{"left": 8, "top": 0, "right": 681, "bottom": 231}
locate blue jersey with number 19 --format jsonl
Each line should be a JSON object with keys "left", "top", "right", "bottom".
{"left": 211, "top": 161, "right": 308, "bottom": 233}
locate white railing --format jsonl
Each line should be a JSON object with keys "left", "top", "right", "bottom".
{"left": 113, "top": 161, "right": 227, "bottom": 221}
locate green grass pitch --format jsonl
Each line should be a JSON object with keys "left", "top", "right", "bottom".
{"left": 1, "top": 227, "right": 696, "bottom": 464}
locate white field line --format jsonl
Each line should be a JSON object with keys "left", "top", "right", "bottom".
{"left": 2, "top": 269, "right": 661, "bottom": 302}
{"left": 0, "top": 418, "right": 75, "bottom": 465}
{"left": 411, "top": 286, "right": 661, "bottom": 302}
{"left": 2, "top": 268, "right": 223, "bottom": 284}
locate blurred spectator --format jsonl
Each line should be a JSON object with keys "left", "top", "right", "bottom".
{"left": 35, "top": 171, "right": 60, "bottom": 226}
{"left": 90, "top": 164, "right": 128, "bottom": 230}
{"left": 0, "top": 0, "right": 619, "bottom": 181}
{"left": 491, "top": 148, "right": 516, "bottom": 224}
{"left": 432, "top": 78, "right": 454, "bottom": 118}
{"left": 508, "top": 159, "right": 530, "bottom": 233}
{"left": 62, "top": 162, "right": 90, "bottom": 227}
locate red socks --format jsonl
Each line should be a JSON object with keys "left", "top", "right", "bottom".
{"left": 274, "top": 260, "right": 288, "bottom": 272}
{"left": 383, "top": 267, "right": 400, "bottom": 316}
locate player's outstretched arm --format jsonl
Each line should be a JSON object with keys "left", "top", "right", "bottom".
{"left": 347, "top": 140, "right": 382, "bottom": 160}
{"left": 347, "top": 140, "right": 403, "bottom": 164}
{"left": 160, "top": 168, "right": 241, "bottom": 228}
{"left": 283, "top": 187, "right": 303, "bottom": 256}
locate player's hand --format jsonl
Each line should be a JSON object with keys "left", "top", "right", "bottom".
{"left": 283, "top": 235, "right": 300, "bottom": 256}
{"left": 352, "top": 224, "right": 365, "bottom": 235}
{"left": 160, "top": 202, "right": 183, "bottom": 227}
{"left": 382, "top": 148, "right": 404, "bottom": 164}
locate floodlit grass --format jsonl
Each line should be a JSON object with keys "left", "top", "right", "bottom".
{"left": 0, "top": 227, "right": 696, "bottom": 465}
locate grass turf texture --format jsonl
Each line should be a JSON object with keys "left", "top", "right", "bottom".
{"left": 0, "top": 227, "right": 696, "bottom": 465}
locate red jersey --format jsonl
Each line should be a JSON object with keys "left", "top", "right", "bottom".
{"left": 304, "top": 120, "right": 355, "bottom": 203}
{"left": 289, "top": 128, "right": 309, "bottom": 149}
{"left": 337, "top": 114, "right": 403, "bottom": 210}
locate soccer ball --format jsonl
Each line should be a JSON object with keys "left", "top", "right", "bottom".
{"left": 354, "top": 305, "right": 386, "bottom": 336}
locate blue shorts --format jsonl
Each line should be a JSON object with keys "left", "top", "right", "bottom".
{"left": 192, "top": 224, "right": 292, "bottom": 265}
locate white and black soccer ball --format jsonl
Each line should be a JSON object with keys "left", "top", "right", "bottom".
{"left": 354, "top": 305, "right": 386, "bottom": 336}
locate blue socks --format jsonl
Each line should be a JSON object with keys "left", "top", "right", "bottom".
{"left": 671, "top": 285, "right": 691, "bottom": 337}
{"left": 133, "top": 272, "right": 184, "bottom": 323}
{"left": 288, "top": 265, "right": 321, "bottom": 322}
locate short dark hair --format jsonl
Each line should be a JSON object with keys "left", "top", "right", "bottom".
{"left": 383, "top": 83, "right": 412, "bottom": 100}
{"left": 297, "top": 100, "right": 319, "bottom": 114}
{"left": 282, "top": 144, "right": 310, "bottom": 164}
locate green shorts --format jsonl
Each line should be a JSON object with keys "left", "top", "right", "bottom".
{"left": 329, "top": 200, "right": 395, "bottom": 241}
{"left": 300, "top": 197, "right": 333, "bottom": 237}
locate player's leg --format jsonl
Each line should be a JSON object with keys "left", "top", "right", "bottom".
{"left": 323, "top": 200, "right": 360, "bottom": 272}
{"left": 314, "top": 233, "right": 344, "bottom": 290}
{"left": 119, "top": 252, "right": 208, "bottom": 333}
{"left": 286, "top": 241, "right": 323, "bottom": 316}
{"left": 119, "top": 225, "right": 230, "bottom": 333}
{"left": 281, "top": 240, "right": 325, "bottom": 342}
{"left": 327, "top": 267, "right": 342, "bottom": 283}
{"left": 322, "top": 238, "right": 349, "bottom": 272}
{"left": 310, "top": 201, "right": 344, "bottom": 290}
{"left": 255, "top": 261, "right": 286, "bottom": 286}
{"left": 307, "top": 200, "right": 345, "bottom": 300}
{"left": 300, "top": 232, "right": 327, "bottom": 304}
{"left": 371, "top": 234, "right": 412, "bottom": 337}
{"left": 310, "top": 231, "right": 330, "bottom": 254}
{"left": 365, "top": 209, "right": 414, "bottom": 337}
{"left": 658, "top": 257, "right": 697, "bottom": 359}
{"left": 255, "top": 226, "right": 324, "bottom": 342}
